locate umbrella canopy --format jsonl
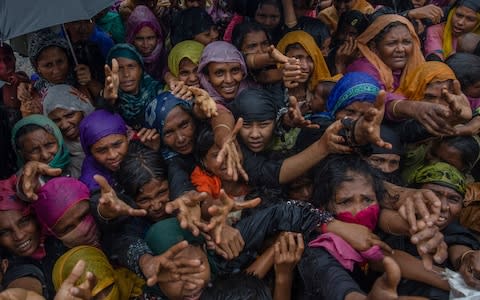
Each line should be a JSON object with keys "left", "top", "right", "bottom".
{"left": 0, "top": 0, "right": 114, "bottom": 41}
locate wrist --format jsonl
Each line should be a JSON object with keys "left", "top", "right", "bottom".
{"left": 97, "top": 204, "right": 114, "bottom": 221}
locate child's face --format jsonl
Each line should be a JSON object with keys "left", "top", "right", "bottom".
{"left": 333, "top": 171, "right": 377, "bottom": 215}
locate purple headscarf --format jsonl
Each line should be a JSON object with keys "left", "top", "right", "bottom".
{"left": 79, "top": 110, "right": 127, "bottom": 191}
{"left": 126, "top": 5, "right": 166, "bottom": 81}
{"left": 198, "top": 41, "right": 249, "bottom": 104}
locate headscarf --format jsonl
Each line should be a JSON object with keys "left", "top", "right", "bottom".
{"left": 277, "top": 31, "right": 331, "bottom": 92}
{"left": 144, "top": 92, "right": 192, "bottom": 160}
{"left": 168, "top": 40, "right": 205, "bottom": 78}
{"left": 0, "top": 175, "right": 46, "bottom": 259}
{"left": 53, "top": 246, "right": 144, "bottom": 299}
{"left": 321, "top": 72, "right": 380, "bottom": 120}
{"left": 371, "top": 125, "right": 403, "bottom": 156}
{"left": 398, "top": 61, "right": 457, "bottom": 101}
{"left": 228, "top": 88, "right": 279, "bottom": 122}
{"left": 198, "top": 41, "right": 249, "bottom": 104}
{"left": 11, "top": 114, "right": 70, "bottom": 170}
{"left": 79, "top": 110, "right": 127, "bottom": 191}
{"left": 317, "top": 0, "right": 374, "bottom": 32}
{"left": 411, "top": 162, "right": 467, "bottom": 196}
{"left": 43, "top": 84, "right": 95, "bottom": 116}
{"left": 356, "top": 14, "right": 425, "bottom": 92}
{"left": 125, "top": 5, "right": 166, "bottom": 80}
{"left": 106, "top": 43, "right": 163, "bottom": 129}
{"left": 442, "top": 1, "right": 480, "bottom": 58}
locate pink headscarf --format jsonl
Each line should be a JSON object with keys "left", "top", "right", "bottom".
{"left": 125, "top": 5, "right": 166, "bottom": 80}
{"left": 33, "top": 177, "right": 90, "bottom": 232}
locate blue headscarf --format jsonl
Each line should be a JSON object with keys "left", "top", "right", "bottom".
{"left": 321, "top": 72, "right": 380, "bottom": 120}
{"left": 144, "top": 92, "right": 192, "bottom": 160}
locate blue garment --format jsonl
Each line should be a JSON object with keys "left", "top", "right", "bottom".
{"left": 89, "top": 26, "right": 114, "bottom": 58}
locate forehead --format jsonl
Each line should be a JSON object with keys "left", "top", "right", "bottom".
{"left": 286, "top": 45, "right": 308, "bottom": 57}
{"left": 0, "top": 210, "right": 23, "bottom": 227}
{"left": 456, "top": 5, "right": 478, "bottom": 17}
{"left": 381, "top": 25, "right": 411, "bottom": 41}
{"left": 425, "top": 80, "right": 453, "bottom": 95}
{"left": 136, "top": 26, "right": 157, "bottom": 36}
{"left": 37, "top": 47, "right": 67, "bottom": 61}
{"left": 208, "top": 61, "right": 241, "bottom": 71}
{"left": 244, "top": 31, "right": 268, "bottom": 43}
{"left": 116, "top": 57, "right": 140, "bottom": 67}
{"left": 91, "top": 134, "right": 126, "bottom": 148}
{"left": 335, "top": 171, "right": 375, "bottom": 196}
{"left": 20, "top": 128, "right": 55, "bottom": 144}
{"left": 179, "top": 57, "right": 196, "bottom": 69}
{"left": 421, "top": 183, "right": 461, "bottom": 198}
{"left": 257, "top": 3, "right": 281, "bottom": 14}
{"left": 164, "top": 106, "right": 191, "bottom": 127}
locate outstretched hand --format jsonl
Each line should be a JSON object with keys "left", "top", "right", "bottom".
{"left": 165, "top": 191, "right": 209, "bottom": 236}
{"left": 54, "top": 260, "right": 96, "bottom": 300}
{"left": 283, "top": 96, "right": 319, "bottom": 129}
{"left": 190, "top": 86, "right": 218, "bottom": 118}
{"left": 21, "top": 161, "right": 62, "bottom": 201}
{"left": 103, "top": 59, "right": 119, "bottom": 102}
{"left": 442, "top": 79, "right": 472, "bottom": 123}
{"left": 366, "top": 257, "right": 401, "bottom": 300}
{"left": 216, "top": 118, "right": 249, "bottom": 182}
{"left": 136, "top": 128, "right": 161, "bottom": 151}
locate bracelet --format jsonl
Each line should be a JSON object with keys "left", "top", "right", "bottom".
{"left": 99, "top": 89, "right": 104, "bottom": 97}
{"left": 391, "top": 100, "right": 401, "bottom": 118}
{"left": 460, "top": 250, "right": 475, "bottom": 265}
{"left": 97, "top": 204, "right": 112, "bottom": 221}
{"left": 213, "top": 124, "right": 232, "bottom": 132}
{"left": 285, "top": 20, "right": 297, "bottom": 27}
{"left": 341, "top": 117, "right": 359, "bottom": 146}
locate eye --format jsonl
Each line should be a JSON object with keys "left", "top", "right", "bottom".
{"left": 231, "top": 67, "right": 241, "bottom": 74}
{"left": 214, "top": 70, "right": 224, "bottom": 77}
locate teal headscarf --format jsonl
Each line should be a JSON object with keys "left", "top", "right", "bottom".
{"left": 106, "top": 43, "right": 163, "bottom": 130}
{"left": 11, "top": 115, "right": 70, "bottom": 170}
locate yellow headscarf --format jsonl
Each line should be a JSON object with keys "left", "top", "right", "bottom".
{"left": 398, "top": 61, "right": 456, "bottom": 101}
{"left": 356, "top": 14, "right": 425, "bottom": 92}
{"left": 277, "top": 31, "right": 331, "bottom": 92}
{"left": 53, "top": 246, "right": 145, "bottom": 300}
{"left": 167, "top": 40, "right": 205, "bottom": 77}
{"left": 317, "top": 0, "right": 374, "bottom": 32}
{"left": 442, "top": 7, "right": 480, "bottom": 58}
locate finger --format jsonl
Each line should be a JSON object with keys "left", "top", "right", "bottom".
{"left": 374, "top": 90, "right": 386, "bottom": 111}
{"left": 233, "top": 197, "right": 261, "bottom": 211}
{"left": 280, "top": 232, "right": 288, "bottom": 254}
{"left": 411, "top": 227, "right": 437, "bottom": 245}
{"left": 371, "top": 238, "right": 393, "bottom": 254}
{"left": 164, "top": 240, "right": 190, "bottom": 259}
{"left": 128, "top": 208, "right": 148, "bottom": 217}
{"left": 295, "top": 233, "right": 305, "bottom": 257}
{"left": 137, "top": 128, "right": 147, "bottom": 138}
{"left": 404, "top": 199, "right": 417, "bottom": 232}
{"left": 382, "top": 256, "right": 401, "bottom": 289}
{"left": 433, "top": 241, "right": 448, "bottom": 264}
{"left": 231, "top": 117, "right": 243, "bottom": 137}
{"left": 93, "top": 175, "right": 113, "bottom": 194}
{"left": 112, "top": 58, "right": 119, "bottom": 73}
{"left": 63, "top": 260, "right": 86, "bottom": 284}
{"left": 38, "top": 164, "right": 62, "bottom": 177}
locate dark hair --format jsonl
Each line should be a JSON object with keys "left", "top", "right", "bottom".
{"left": 194, "top": 124, "right": 215, "bottom": 166}
{"left": 116, "top": 141, "right": 167, "bottom": 198}
{"left": 312, "top": 154, "right": 385, "bottom": 210}
{"left": 200, "top": 272, "right": 272, "bottom": 300}
{"left": 434, "top": 136, "right": 480, "bottom": 172}
{"left": 171, "top": 7, "right": 215, "bottom": 46}
{"left": 14, "top": 124, "right": 50, "bottom": 150}
{"left": 372, "top": 21, "right": 408, "bottom": 45}
{"left": 232, "top": 21, "right": 271, "bottom": 51}
{"left": 284, "top": 42, "right": 304, "bottom": 54}
{"left": 294, "top": 17, "right": 330, "bottom": 50}
{"left": 446, "top": 53, "right": 480, "bottom": 90}
{"left": 335, "top": 10, "right": 369, "bottom": 40}
{"left": 255, "top": 0, "right": 283, "bottom": 19}
{"left": 0, "top": 43, "right": 14, "bottom": 57}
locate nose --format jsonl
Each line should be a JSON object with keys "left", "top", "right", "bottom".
{"left": 299, "top": 58, "right": 309, "bottom": 72}
{"left": 440, "top": 196, "right": 449, "bottom": 212}
{"left": 40, "top": 147, "right": 52, "bottom": 163}
{"left": 176, "top": 131, "right": 186, "bottom": 143}
{"left": 107, "top": 148, "right": 118, "bottom": 160}
{"left": 188, "top": 72, "right": 198, "bottom": 84}
{"left": 224, "top": 71, "right": 234, "bottom": 84}
{"left": 457, "top": 17, "right": 465, "bottom": 26}
{"left": 12, "top": 226, "right": 26, "bottom": 241}
{"left": 152, "top": 197, "right": 164, "bottom": 211}
{"left": 250, "top": 125, "right": 261, "bottom": 138}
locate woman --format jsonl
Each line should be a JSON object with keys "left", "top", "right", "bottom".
{"left": 106, "top": 43, "right": 164, "bottom": 129}
{"left": 425, "top": 0, "right": 480, "bottom": 60}
{"left": 167, "top": 40, "right": 205, "bottom": 88}
{"left": 126, "top": 5, "right": 166, "bottom": 81}
{"left": 43, "top": 84, "right": 94, "bottom": 178}
{"left": 317, "top": 0, "right": 374, "bottom": 33}
{"left": 198, "top": 41, "right": 250, "bottom": 104}
{"left": 53, "top": 246, "right": 144, "bottom": 299}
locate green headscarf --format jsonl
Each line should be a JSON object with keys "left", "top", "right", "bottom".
{"left": 411, "top": 162, "right": 467, "bottom": 196}
{"left": 11, "top": 114, "right": 70, "bottom": 170}
{"left": 167, "top": 40, "right": 204, "bottom": 78}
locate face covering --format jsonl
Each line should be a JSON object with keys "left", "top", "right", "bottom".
{"left": 59, "top": 215, "right": 100, "bottom": 248}
{"left": 336, "top": 204, "right": 380, "bottom": 231}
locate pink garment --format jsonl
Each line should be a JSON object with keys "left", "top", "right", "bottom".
{"left": 336, "top": 204, "right": 380, "bottom": 231}
{"left": 468, "top": 96, "right": 480, "bottom": 110}
{"left": 309, "top": 232, "right": 384, "bottom": 271}
{"left": 424, "top": 23, "right": 457, "bottom": 60}
{"left": 224, "top": 14, "right": 245, "bottom": 42}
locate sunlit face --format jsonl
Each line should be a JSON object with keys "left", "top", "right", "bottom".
{"left": 207, "top": 62, "right": 244, "bottom": 101}
{"left": 374, "top": 25, "right": 413, "bottom": 71}
{"left": 0, "top": 47, "right": 15, "bottom": 80}
{"left": 241, "top": 31, "right": 270, "bottom": 55}
{"left": 178, "top": 58, "right": 200, "bottom": 87}
{"left": 90, "top": 134, "right": 129, "bottom": 171}
{"left": 421, "top": 183, "right": 463, "bottom": 230}
{"left": 36, "top": 46, "right": 69, "bottom": 84}
{"left": 48, "top": 108, "right": 84, "bottom": 140}
{"left": 255, "top": 4, "right": 281, "bottom": 30}
{"left": 135, "top": 178, "right": 169, "bottom": 222}
{"left": 116, "top": 57, "right": 143, "bottom": 95}
{"left": 202, "top": 144, "right": 242, "bottom": 182}
{"left": 451, "top": 6, "right": 479, "bottom": 37}
{"left": 423, "top": 80, "right": 453, "bottom": 105}
{"left": 0, "top": 211, "right": 40, "bottom": 257}
{"left": 194, "top": 26, "right": 219, "bottom": 46}
{"left": 18, "top": 128, "right": 58, "bottom": 165}
{"left": 333, "top": 171, "right": 377, "bottom": 215}
{"left": 334, "top": 0, "right": 357, "bottom": 15}
{"left": 285, "top": 45, "right": 313, "bottom": 84}
{"left": 239, "top": 120, "right": 275, "bottom": 153}
{"left": 366, "top": 153, "right": 401, "bottom": 174}
{"left": 335, "top": 101, "right": 374, "bottom": 120}
{"left": 162, "top": 106, "right": 196, "bottom": 155}
{"left": 133, "top": 26, "right": 158, "bottom": 56}
{"left": 430, "top": 143, "right": 465, "bottom": 172}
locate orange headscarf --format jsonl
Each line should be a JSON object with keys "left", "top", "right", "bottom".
{"left": 191, "top": 166, "right": 222, "bottom": 199}
{"left": 318, "top": 0, "right": 374, "bottom": 32}
{"left": 398, "top": 61, "right": 456, "bottom": 101}
{"left": 277, "top": 31, "right": 331, "bottom": 92}
{"left": 356, "top": 14, "right": 425, "bottom": 92}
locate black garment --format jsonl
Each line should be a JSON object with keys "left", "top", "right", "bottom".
{"left": 166, "top": 154, "right": 196, "bottom": 199}
{"left": 3, "top": 259, "right": 48, "bottom": 298}
{"left": 241, "top": 143, "right": 284, "bottom": 188}
{"left": 0, "top": 91, "right": 19, "bottom": 179}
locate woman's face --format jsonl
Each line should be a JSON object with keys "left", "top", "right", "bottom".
{"left": 36, "top": 46, "right": 69, "bottom": 84}
{"left": 366, "top": 154, "right": 401, "bottom": 174}
{"left": 452, "top": 6, "right": 479, "bottom": 37}
{"left": 116, "top": 57, "right": 143, "bottom": 95}
{"left": 374, "top": 25, "right": 413, "bottom": 71}
{"left": 0, "top": 211, "right": 40, "bottom": 257}
{"left": 255, "top": 4, "right": 281, "bottom": 30}
{"left": 135, "top": 178, "right": 169, "bottom": 221}
{"left": 241, "top": 31, "right": 270, "bottom": 55}
{"left": 194, "top": 26, "right": 219, "bottom": 46}
{"left": 162, "top": 106, "right": 196, "bottom": 155}
{"left": 91, "top": 134, "right": 129, "bottom": 171}
{"left": 333, "top": 171, "right": 377, "bottom": 215}
{"left": 133, "top": 26, "right": 158, "bottom": 57}
{"left": 207, "top": 62, "right": 244, "bottom": 101}
{"left": 18, "top": 128, "right": 59, "bottom": 165}
{"left": 239, "top": 120, "right": 275, "bottom": 153}
{"left": 48, "top": 108, "right": 84, "bottom": 140}
{"left": 178, "top": 58, "right": 200, "bottom": 87}
{"left": 335, "top": 101, "right": 374, "bottom": 120}
{"left": 285, "top": 46, "right": 313, "bottom": 84}
{"left": 0, "top": 47, "right": 15, "bottom": 80}
{"left": 203, "top": 144, "right": 242, "bottom": 181}
{"left": 158, "top": 245, "right": 211, "bottom": 300}
{"left": 423, "top": 80, "right": 453, "bottom": 105}
{"left": 421, "top": 183, "right": 462, "bottom": 230}
{"left": 52, "top": 201, "right": 100, "bottom": 247}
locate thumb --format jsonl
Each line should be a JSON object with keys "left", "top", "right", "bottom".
{"left": 382, "top": 256, "right": 401, "bottom": 290}
{"left": 94, "top": 175, "right": 112, "bottom": 194}
{"left": 452, "top": 79, "right": 462, "bottom": 95}
{"left": 374, "top": 90, "right": 386, "bottom": 110}
{"left": 234, "top": 197, "right": 261, "bottom": 211}
{"left": 41, "top": 166, "right": 62, "bottom": 177}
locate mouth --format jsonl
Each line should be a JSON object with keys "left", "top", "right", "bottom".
{"left": 108, "top": 159, "right": 122, "bottom": 170}
{"left": 248, "top": 141, "right": 264, "bottom": 151}
{"left": 16, "top": 239, "right": 33, "bottom": 254}
{"left": 453, "top": 26, "right": 464, "bottom": 34}
{"left": 120, "top": 80, "right": 136, "bottom": 89}
{"left": 176, "top": 142, "right": 191, "bottom": 153}
{"left": 221, "top": 85, "right": 237, "bottom": 94}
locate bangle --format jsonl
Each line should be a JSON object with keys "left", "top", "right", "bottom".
{"left": 99, "top": 89, "right": 104, "bottom": 97}
{"left": 391, "top": 100, "right": 401, "bottom": 117}
{"left": 460, "top": 250, "right": 475, "bottom": 265}
{"left": 213, "top": 124, "right": 232, "bottom": 132}
{"left": 97, "top": 204, "right": 112, "bottom": 221}
{"left": 285, "top": 20, "right": 297, "bottom": 27}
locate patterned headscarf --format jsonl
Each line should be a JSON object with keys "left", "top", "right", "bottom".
{"left": 11, "top": 114, "right": 71, "bottom": 170}
{"left": 411, "top": 162, "right": 466, "bottom": 196}
{"left": 168, "top": 40, "right": 204, "bottom": 78}
{"left": 43, "top": 84, "right": 95, "bottom": 116}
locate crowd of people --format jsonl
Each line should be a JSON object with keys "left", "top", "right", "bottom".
{"left": 0, "top": 0, "right": 480, "bottom": 299}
